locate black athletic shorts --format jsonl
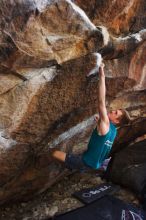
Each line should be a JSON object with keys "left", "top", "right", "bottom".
{"left": 65, "top": 153, "right": 92, "bottom": 172}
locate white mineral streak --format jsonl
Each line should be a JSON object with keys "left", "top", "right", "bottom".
{"left": 117, "top": 29, "right": 146, "bottom": 46}
{"left": 35, "top": 0, "right": 53, "bottom": 11}
{"left": 99, "top": 26, "right": 110, "bottom": 46}
{"left": 67, "top": 0, "right": 96, "bottom": 30}
{"left": 140, "top": 29, "right": 146, "bottom": 39}
{"left": 0, "top": 131, "right": 17, "bottom": 149}
{"left": 134, "top": 34, "right": 142, "bottom": 42}
{"left": 87, "top": 53, "right": 102, "bottom": 77}
{"left": 135, "top": 64, "right": 146, "bottom": 90}
{"left": 48, "top": 116, "right": 95, "bottom": 148}
{"left": 41, "top": 67, "right": 58, "bottom": 81}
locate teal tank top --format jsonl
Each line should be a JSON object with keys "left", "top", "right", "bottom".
{"left": 82, "top": 122, "right": 117, "bottom": 169}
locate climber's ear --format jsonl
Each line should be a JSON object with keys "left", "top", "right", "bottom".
{"left": 94, "top": 114, "right": 99, "bottom": 122}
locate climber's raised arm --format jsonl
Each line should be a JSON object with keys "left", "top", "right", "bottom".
{"left": 97, "top": 63, "right": 110, "bottom": 135}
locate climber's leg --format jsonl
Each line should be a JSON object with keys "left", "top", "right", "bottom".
{"left": 52, "top": 150, "right": 66, "bottom": 162}
{"left": 52, "top": 150, "right": 88, "bottom": 171}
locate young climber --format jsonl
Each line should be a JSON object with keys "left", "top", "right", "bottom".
{"left": 52, "top": 63, "right": 131, "bottom": 171}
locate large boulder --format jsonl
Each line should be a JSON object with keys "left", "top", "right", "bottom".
{"left": 0, "top": 0, "right": 145, "bottom": 204}
{"left": 0, "top": 0, "right": 104, "bottom": 69}
{"left": 106, "top": 139, "right": 146, "bottom": 195}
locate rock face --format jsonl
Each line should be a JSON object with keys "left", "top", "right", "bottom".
{"left": 106, "top": 139, "right": 146, "bottom": 194}
{"left": 0, "top": 0, "right": 145, "bottom": 204}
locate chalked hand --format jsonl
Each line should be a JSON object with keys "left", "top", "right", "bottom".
{"left": 86, "top": 53, "right": 102, "bottom": 79}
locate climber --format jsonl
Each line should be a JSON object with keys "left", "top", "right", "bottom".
{"left": 52, "top": 62, "right": 131, "bottom": 171}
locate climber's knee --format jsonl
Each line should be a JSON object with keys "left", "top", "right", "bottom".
{"left": 52, "top": 150, "right": 66, "bottom": 162}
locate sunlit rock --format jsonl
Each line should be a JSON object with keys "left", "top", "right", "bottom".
{"left": 0, "top": 0, "right": 145, "bottom": 204}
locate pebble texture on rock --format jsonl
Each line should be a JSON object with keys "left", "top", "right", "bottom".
{"left": 0, "top": 0, "right": 145, "bottom": 205}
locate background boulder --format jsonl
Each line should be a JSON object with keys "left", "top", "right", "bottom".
{"left": 0, "top": 0, "right": 145, "bottom": 204}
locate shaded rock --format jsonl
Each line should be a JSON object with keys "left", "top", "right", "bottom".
{"left": 0, "top": 171, "right": 139, "bottom": 220}
{"left": 106, "top": 139, "right": 146, "bottom": 194}
{"left": 0, "top": 0, "right": 145, "bottom": 205}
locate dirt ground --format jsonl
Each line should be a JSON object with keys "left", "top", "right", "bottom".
{"left": 0, "top": 170, "right": 140, "bottom": 220}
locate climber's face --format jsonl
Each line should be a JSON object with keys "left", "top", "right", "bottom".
{"left": 108, "top": 109, "right": 123, "bottom": 125}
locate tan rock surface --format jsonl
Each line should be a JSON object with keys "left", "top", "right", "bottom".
{"left": 0, "top": 0, "right": 145, "bottom": 205}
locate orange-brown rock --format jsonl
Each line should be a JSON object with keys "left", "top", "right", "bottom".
{"left": 0, "top": 0, "right": 145, "bottom": 204}
{"left": 0, "top": 0, "right": 105, "bottom": 70}
{"left": 74, "top": 0, "right": 146, "bottom": 35}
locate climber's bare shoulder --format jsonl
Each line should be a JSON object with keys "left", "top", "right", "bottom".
{"left": 96, "top": 116, "right": 110, "bottom": 136}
